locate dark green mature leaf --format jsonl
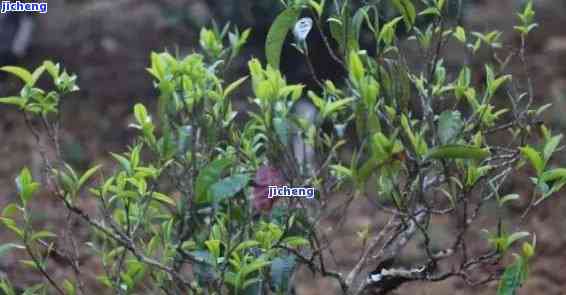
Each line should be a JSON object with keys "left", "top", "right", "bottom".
{"left": 191, "top": 250, "right": 218, "bottom": 284}
{"left": 497, "top": 256, "right": 528, "bottom": 295}
{"left": 195, "top": 157, "right": 234, "bottom": 204}
{"left": 540, "top": 168, "right": 566, "bottom": 182}
{"left": 0, "top": 243, "right": 24, "bottom": 257}
{"left": 274, "top": 117, "right": 291, "bottom": 146}
{"left": 427, "top": 145, "right": 490, "bottom": 160}
{"left": 328, "top": 18, "right": 345, "bottom": 53}
{"left": 210, "top": 174, "right": 250, "bottom": 203}
{"left": 243, "top": 279, "right": 262, "bottom": 295}
{"left": 349, "top": 6, "right": 370, "bottom": 52}
{"left": 438, "top": 111, "right": 463, "bottom": 144}
{"left": 271, "top": 255, "right": 297, "bottom": 293}
{"left": 266, "top": 7, "right": 301, "bottom": 69}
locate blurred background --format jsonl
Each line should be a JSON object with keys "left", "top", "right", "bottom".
{"left": 1, "top": 0, "right": 566, "bottom": 294}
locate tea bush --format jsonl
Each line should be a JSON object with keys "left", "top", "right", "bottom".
{"left": 0, "top": 0, "right": 557, "bottom": 294}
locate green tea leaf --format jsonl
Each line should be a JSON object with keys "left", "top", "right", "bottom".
{"left": 0, "top": 243, "right": 24, "bottom": 257}
{"left": 497, "top": 256, "right": 528, "bottom": 295}
{"left": 241, "top": 259, "right": 271, "bottom": 278}
{"left": 152, "top": 192, "right": 176, "bottom": 206}
{"left": 391, "top": 0, "right": 416, "bottom": 29}
{"left": 543, "top": 134, "right": 562, "bottom": 162}
{"left": 505, "top": 232, "right": 530, "bottom": 251}
{"left": 30, "top": 230, "right": 57, "bottom": 242}
{"left": 78, "top": 165, "right": 102, "bottom": 190}
{"left": 499, "top": 194, "right": 520, "bottom": 207}
{"left": 195, "top": 157, "right": 234, "bottom": 204}
{"left": 328, "top": 18, "right": 345, "bottom": 52}
{"left": 15, "top": 168, "right": 39, "bottom": 205}
{"left": 0, "top": 96, "right": 25, "bottom": 108}
{"left": 322, "top": 97, "right": 354, "bottom": 118}
{"left": 224, "top": 76, "right": 249, "bottom": 98}
{"left": 453, "top": 26, "right": 466, "bottom": 43}
{"left": 210, "top": 174, "right": 250, "bottom": 203}
{"left": 62, "top": 279, "right": 76, "bottom": 295}
{"left": 0, "top": 66, "right": 33, "bottom": 84}
{"left": 271, "top": 256, "right": 296, "bottom": 293}
{"left": 349, "top": 6, "right": 370, "bottom": 52}
{"left": 134, "top": 104, "right": 149, "bottom": 126}
{"left": 266, "top": 7, "right": 301, "bottom": 69}
{"left": 234, "top": 240, "right": 260, "bottom": 253}
{"left": 520, "top": 146, "right": 544, "bottom": 176}
{"left": 348, "top": 51, "right": 365, "bottom": 85}
{"left": 274, "top": 117, "right": 291, "bottom": 146}
{"left": 438, "top": 111, "right": 463, "bottom": 144}
{"left": 540, "top": 168, "right": 566, "bottom": 182}
{"left": 427, "top": 145, "right": 490, "bottom": 160}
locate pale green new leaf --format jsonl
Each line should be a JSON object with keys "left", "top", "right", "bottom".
{"left": 152, "top": 192, "right": 176, "bottom": 206}
{"left": 0, "top": 66, "right": 33, "bottom": 85}
{"left": 0, "top": 96, "right": 25, "bottom": 108}
{"left": 504, "top": 232, "right": 531, "bottom": 251}
{"left": 322, "top": 97, "right": 355, "bottom": 118}
{"left": 78, "top": 165, "right": 102, "bottom": 190}
{"left": 391, "top": 0, "right": 416, "bottom": 29}
{"left": 30, "top": 230, "right": 57, "bottom": 242}
{"left": 15, "top": 168, "right": 39, "bottom": 205}
{"left": 499, "top": 194, "right": 520, "bottom": 207}
{"left": 241, "top": 259, "right": 271, "bottom": 278}
{"left": 520, "top": 146, "right": 544, "bottom": 176}
{"left": 224, "top": 76, "right": 249, "bottom": 98}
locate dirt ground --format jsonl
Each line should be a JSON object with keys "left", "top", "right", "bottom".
{"left": 1, "top": 0, "right": 566, "bottom": 294}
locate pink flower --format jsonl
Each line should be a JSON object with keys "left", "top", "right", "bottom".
{"left": 252, "top": 165, "right": 287, "bottom": 213}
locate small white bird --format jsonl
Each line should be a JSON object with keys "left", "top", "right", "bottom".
{"left": 293, "top": 17, "right": 313, "bottom": 43}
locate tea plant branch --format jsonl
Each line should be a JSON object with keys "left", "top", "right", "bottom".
{"left": 519, "top": 33, "right": 535, "bottom": 110}
{"left": 52, "top": 192, "right": 197, "bottom": 292}
{"left": 313, "top": 17, "right": 347, "bottom": 71}
{"left": 20, "top": 111, "right": 91, "bottom": 294}
{"left": 345, "top": 216, "right": 396, "bottom": 293}
{"left": 23, "top": 230, "right": 66, "bottom": 295}
{"left": 304, "top": 51, "right": 324, "bottom": 88}
{"left": 63, "top": 211, "right": 87, "bottom": 295}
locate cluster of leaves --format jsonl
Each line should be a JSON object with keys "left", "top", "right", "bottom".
{"left": 0, "top": 25, "right": 307, "bottom": 295}
{"left": 0, "top": 0, "right": 560, "bottom": 295}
